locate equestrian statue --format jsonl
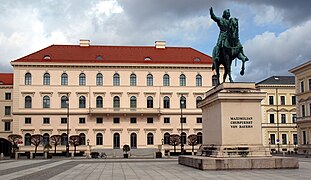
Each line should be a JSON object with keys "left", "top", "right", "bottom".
{"left": 210, "top": 7, "right": 249, "bottom": 85}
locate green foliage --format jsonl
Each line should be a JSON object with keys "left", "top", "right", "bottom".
{"left": 123, "top": 144, "right": 130, "bottom": 154}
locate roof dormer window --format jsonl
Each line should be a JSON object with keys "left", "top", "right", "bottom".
{"left": 145, "top": 57, "right": 152, "bottom": 61}
{"left": 96, "top": 55, "right": 103, "bottom": 60}
{"left": 0, "top": 81, "right": 3, "bottom": 85}
{"left": 43, "top": 55, "right": 51, "bottom": 60}
{"left": 194, "top": 57, "right": 201, "bottom": 62}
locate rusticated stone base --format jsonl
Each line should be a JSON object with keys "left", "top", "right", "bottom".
{"left": 178, "top": 155, "right": 299, "bottom": 170}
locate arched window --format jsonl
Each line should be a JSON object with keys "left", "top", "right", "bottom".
{"left": 212, "top": 75, "right": 218, "bottom": 86}
{"left": 130, "top": 96, "right": 137, "bottom": 109}
{"left": 61, "top": 73, "right": 68, "bottom": 85}
{"left": 180, "top": 96, "right": 186, "bottom": 109}
{"left": 79, "top": 73, "right": 86, "bottom": 86}
{"left": 79, "top": 133, "right": 86, "bottom": 145}
{"left": 196, "top": 96, "right": 202, "bottom": 108}
{"left": 147, "top": 133, "right": 154, "bottom": 145}
{"left": 96, "top": 133, "right": 103, "bottom": 145}
{"left": 43, "top": 73, "right": 50, "bottom": 85}
{"left": 181, "top": 132, "right": 187, "bottom": 145}
{"left": 25, "top": 96, "right": 32, "bottom": 108}
{"left": 113, "top": 73, "right": 120, "bottom": 86}
{"left": 164, "top": 133, "right": 170, "bottom": 145}
{"left": 163, "top": 74, "right": 170, "bottom": 86}
{"left": 43, "top": 96, "right": 50, "bottom": 108}
{"left": 147, "top": 74, "right": 153, "bottom": 86}
{"left": 196, "top": 74, "right": 202, "bottom": 86}
{"left": 130, "top": 133, "right": 137, "bottom": 149}
{"left": 130, "top": 74, "right": 136, "bottom": 86}
{"left": 96, "top": 96, "right": 103, "bottom": 108}
{"left": 147, "top": 96, "right": 153, "bottom": 108}
{"left": 43, "top": 133, "right": 50, "bottom": 146}
{"left": 113, "top": 96, "right": 120, "bottom": 108}
{"left": 179, "top": 74, "right": 186, "bottom": 86}
{"left": 197, "top": 132, "right": 203, "bottom": 144}
{"left": 25, "top": 73, "right": 32, "bottom": 85}
{"left": 61, "top": 96, "right": 68, "bottom": 108}
{"left": 79, "top": 96, "right": 86, "bottom": 108}
{"left": 96, "top": 73, "right": 103, "bottom": 86}
{"left": 24, "top": 133, "right": 31, "bottom": 146}
{"left": 61, "top": 133, "right": 68, "bottom": 145}
{"left": 163, "top": 96, "right": 170, "bottom": 109}
{"left": 113, "top": 133, "right": 120, "bottom": 149}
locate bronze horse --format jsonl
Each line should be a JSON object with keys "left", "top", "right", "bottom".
{"left": 212, "top": 17, "right": 248, "bottom": 85}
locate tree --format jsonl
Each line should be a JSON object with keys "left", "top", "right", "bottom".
{"left": 187, "top": 134, "right": 198, "bottom": 153}
{"left": 50, "top": 135, "right": 61, "bottom": 154}
{"left": 169, "top": 134, "right": 180, "bottom": 153}
{"left": 31, "top": 134, "right": 43, "bottom": 155}
{"left": 69, "top": 135, "right": 80, "bottom": 154}
{"left": 8, "top": 134, "right": 22, "bottom": 153}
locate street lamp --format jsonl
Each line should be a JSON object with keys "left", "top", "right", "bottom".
{"left": 66, "top": 96, "right": 70, "bottom": 157}
{"left": 276, "top": 87, "right": 280, "bottom": 153}
{"left": 180, "top": 95, "right": 185, "bottom": 155}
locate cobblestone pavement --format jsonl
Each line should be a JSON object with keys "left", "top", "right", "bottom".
{"left": 0, "top": 158, "right": 310, "bottom": 180}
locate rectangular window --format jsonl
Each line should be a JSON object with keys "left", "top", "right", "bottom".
{"left": 302, "top": 130, "right": 307, "bottom": 144}
{"left": 113, "top": 117, "right": 120, "bottom": 124}
{"left": 61, "top": 118, "right": 67, "bottom": 124}
{"left": 147, "top": 117, "right": 153, "bottom": 124}
{"left": 282, "top": 134, "right": 287, "bottom": 144}
{"left": 25, "top": 117, "right": 31, "bottom": 124}
{"left": 280, "top": 96, "right": 285, "bottom": 105}
{"left": 180, "top": 117, "right": 186, "bottom": 123}
{"left": 301, "top": 81, "right": 304, "bottom": 93}
{"left": 293, "top": 134, "right": 298, "bottom": 145}
{"left": 292, "top": 114, "right": 297, "bottom": 123}
{"left": 5, "top": 93, "right": 11, "bottom": 100}
{"left": 43, "top": 117, "right": 50, "bottom": 124}
{"left": 130, "top": 117, "right": 137, "bottom": 124}
{"left": 96, "top": 117, "right": 103, "bottom": 124}
{"left": 269, "top": 96, "right": 274, "bottom": 105}
{"left": 309, "top": 78, "right": 311, "bottom": 91}
{"left": 79, "top": 117, "right": 86, "bottom": 124}
{"left": 281, "top": 114, "right": 286, "bottom": 123}
{"left": 4, "top": 106, "right": 11, "bottom": 116}
{"left": 4, "top": 121, "right": 11, "bottom": 131}
{"left": 196, "top": 117, "right": 203, "bottom": 123}
{"left": 269, "top": 114, "right": 275, "bottom": 123}
{"left": 291, "top": 96, "right": 296, "bottom": 105}
{"left": 270, "top": 134, "right": 276, "bottom": 145}
{"left": 302, "top": 105, "right": 306, "bottom": 117}
{"left": 164, "top": 117, "right": 170, "bottom": 124}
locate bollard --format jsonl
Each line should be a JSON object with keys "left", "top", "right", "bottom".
{"left": 15, "top": 152, "right": 18, "bottom": 160}
{"left": 71, "top": 152, "right": 74, "bottom": 159}
{"left": 0, "top": 153, "right": 4, "bottom": 160}
{"left": 282, "top": 151, "right": 285, "bottom": 157}
{"left": 30, "top": 152, "right": 33, "bottom": 159}
{"left": 44, "top": 152, "right": 48, "bottom": 159}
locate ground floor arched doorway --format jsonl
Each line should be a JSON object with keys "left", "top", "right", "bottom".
{"left": 0, "top": 138, "right": 12, "bottom": 156}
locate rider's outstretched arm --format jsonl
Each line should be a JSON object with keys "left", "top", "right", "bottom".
{"left": 210, "top": 7, "right": 220, "bottom": 23}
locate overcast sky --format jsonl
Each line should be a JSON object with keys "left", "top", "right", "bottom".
{"left": 0, "top": 0, "right": 310, "bottom": 82}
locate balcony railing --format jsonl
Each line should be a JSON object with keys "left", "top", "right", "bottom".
{"left": 261, "top": 123, "right": 297, "bottom": 128}
{"left": 90, "top": 108, "right": 160, "bottom": 115}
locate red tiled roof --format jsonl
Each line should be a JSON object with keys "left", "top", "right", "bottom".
{"left": 12, "top": 45, "right": 212, "bottom": 65}
{"left": 0, "top": 73, "right": 13, "bottom": 85}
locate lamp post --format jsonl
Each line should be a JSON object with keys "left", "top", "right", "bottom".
{"left": 180, "top": 95, "right": 185, "bottom": 155}
{"left": 276, "top": 87, "right": 280, "bottom": 153}
{"left": 66, "top": 96, "right": 70, "bottom": 157}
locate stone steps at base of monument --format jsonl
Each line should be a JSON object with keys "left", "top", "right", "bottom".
{"left": 91, "top": 148, "right": 158, "bottom": 158}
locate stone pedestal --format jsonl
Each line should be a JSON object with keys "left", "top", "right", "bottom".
{"left": 179, "top": 83, "right": 298, "bottom": 170}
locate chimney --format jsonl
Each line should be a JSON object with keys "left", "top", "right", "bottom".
{"left": 155, "top": 41, "right": 166, "bottom": 49}
{"left": 79, "top": 39, "right": 90, "bottom": 47}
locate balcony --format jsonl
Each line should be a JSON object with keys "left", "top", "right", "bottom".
{"left": 90, "top": 108, "right": 160, "bottom": 116}
{"left": 262, "top": 123, "right": 297, "bottom": 128}
{"left": 297, "top": 116, "right": 311, "bottom": 123}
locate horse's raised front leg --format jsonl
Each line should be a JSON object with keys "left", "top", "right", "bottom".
{"left": 237, "top": 52, "right": 248, "bottom": 76}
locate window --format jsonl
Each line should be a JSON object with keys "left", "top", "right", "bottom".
{"left": 147, "top": 96, "right": 153, "bottom": 108}
{"left": 181, "top": 132, "right": 186, "bottom": 145}
{"left": 147, "top": 117, "right": 153, "bottom": 124}
{"left": 281, "top": 114, "right": 286, "bottom": 123}
{"left": 25, "top": 73, "right": 32, "bottom": 85}
{"left": 179, "top": 74, "right": 186, "bottom": 86}
{"left": 130, "top": 117, "right": 137, "bottom": 123}
{"left": 163, "top": 74, "right": 170, "bottom": 86}
{"left": 292, "top": 114, "right": 297, "bottom": 123}
{"left": 269, "top": 114, "right": 275, "bottom": 123}
{"left": 130, "top": 96, "right": 137, "bottom": 109}
{"left": 113, "top": 96, "right": 120, "bottom": 109}
{"left": 130, "top": 133, "right": 137, "bottom": 149}
{"left": 113, "top": 117, "right": 120, "bottom": 124}
{"left": 96, "top": 117, "right": 103, "bottom": 124}
{"left": 163, "top": 96, "right": 170, "bottom": 109}
{"left": 180, "top": 96, "right": 186, "bottom": 109}
{"left": 113, "top": 133, "right": 120, "bottom": 149}
{"left": 96, "top": 96, "right": 103, "bottom": 108}
{"left": 180, "top": 117, "right": 186, "bottom": 123}
{"left": 164, "top": 117, "right": 170, "bottom": 124}
{"left": 292, "top": 96, "right": 296, "bottom": 105}
{"left": 25, "top": 117, "right": 31, "bottom": 124}
{"left": 309, "top": 78, "right": 311, "bottom": 91}
{"left": 43, "top": 96, "right": 50, "bottom": 108}
{"left": 130, "top": 74, "right": 136, "bottom": 86}
{"left": 282, "top": 134, "right": 287, "bottom": 144}
{"left": 4, "top": 121, "right": 10, "bottom": 131}
{"left": 79, "top": 133, "right": 86, "bottom": 145}
{"left": 24, "top": 133, "right": 31, "bottom": 146}
{"left": 96, "top": 73, "right": 103, "bottom": 86}
{"left": 43, "top": 133, "right": 50, "bottom": 146}
{"left": 147, "top": 74, "right": 153, "bottom": 86}
{"left": 61, "top": 118, "right": 67, "bottom": 124}
{"left": 5, "top": 106, "right": 11, "bottom": 116}
{"left": 113, "top": 73, "right": 120, "bottom": 86}
{"left": 147, "top": 133, "right": 154, "bottom": 145}
{"left": 280, "top": 96, "right": 285, "bottom": 105}
{"left": 79, "top": 96, "right": 86, "bottom": 108}
{"left": 79, "top": 73, "right": 86, "bottom": 86}
{"left": 270, "top": 134, "right": 276, "bottom": 145}
{"left": 43, "top": 117, "right": 50, "bottom": 124}
{"left": 293, "top": 134, "right": 298, "bottom": 145}
{"left": 302, "top": 131, "right": 307, "bottom": 144}
{"left": 197, "top": 117, "right": 202, "bottom": 123}
{"left": 5, "top": 93, "right": 11, "bottom": 100}
{"left": 197, "top": 132, "right": 203, "bottom": 144}
{"left": 302, "top": 105, "right": 306, "bottom": 117}
{"left": 196, "top": 74, "right": 202, "bottom": 86}
{"left": 61, "top": 133, "right": 68, "bottom": 145}
{"left": 196, "top": 96, "right": 202, "bottom": 108}
{"left": 212, "top": 75, "right": 218, "bottom": 86}
{"left": 61, "top": 73, "right": 68, "bottom": 85}
{"left": 164, "top": 133, "right": 170, "bottom": 144}
{"left": 96, "top": 133, "right": 103, "bottom": 145}
{"left": 61, "top": 96, "right": 68, "bottom": 108}
{"left": 43, "top": 73, "right": 50, "bottom": 85}
{"left": 25, "top": 96, "right": 32, "bottom": 108}
{"left": 79, "top": 117, "right": 86, "bottom": 124}
{"left": 301, "top": 81, "right": 304, "bottom": 93}
{"left": 269, "top": 96, "right": 274, "bottom": 105}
